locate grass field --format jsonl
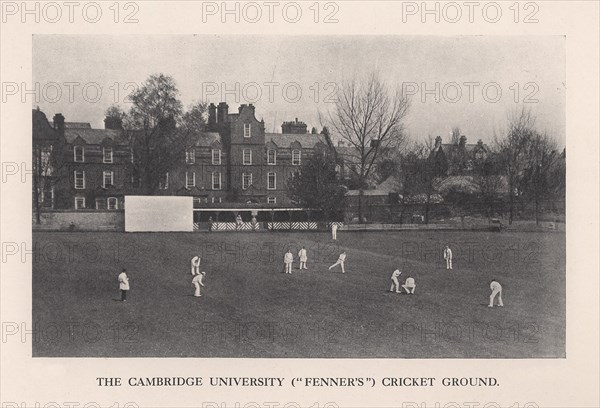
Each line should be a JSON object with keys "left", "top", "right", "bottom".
{"left": 32, "top": 230, "right": 565, "bottom": 358}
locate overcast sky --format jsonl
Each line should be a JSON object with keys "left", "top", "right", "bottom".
{"left": 33, "top": 35, "right": 565, "bottom": 146}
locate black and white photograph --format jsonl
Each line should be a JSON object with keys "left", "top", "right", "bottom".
{"left": 31, "top": 34, "right": 566, "bottom": 358}
{"left": 2, "top": 2, "right": 599, "bottom": 407}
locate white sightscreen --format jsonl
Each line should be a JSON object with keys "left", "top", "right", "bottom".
{"left": 125, "top": 196, "right": 193, "bottom": 232}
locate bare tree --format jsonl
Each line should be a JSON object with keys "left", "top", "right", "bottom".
{"left": 326, "top": 73, "right": 410, "bottom": 222}
{"left": 32, "top": 145, "right": 64, "bottom": 224}
{"left": 473, "top": 154, "right": 505, "bottom": 219}
{"left": 451, "top": 126, "right": 461, "bottom": 145}
{"left": 521, "top": 131, "right": 562, "bottom": 224}
{"left": 32, "top": 109, "right": 66, "bottom": 224}
{"left": 495, "top": 108, "right": 536, "bottom": 224}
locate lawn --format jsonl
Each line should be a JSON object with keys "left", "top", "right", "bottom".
{"left": 32, "top": 230, "right": 565, "bottom": 358}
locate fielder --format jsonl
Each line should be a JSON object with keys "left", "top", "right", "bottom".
{"left": 402, "top": 276, "right": 416, "bottom": 294}
{"left": 331, "top": 223, "right": 338, "bottom": 240}
{"left": 191, "top": 255, "right": 201, "bottom": 275}
{"left": 488, "top": 279, "right": 504, "bottom": 307}
{"left": 192, "top": 272, "right": 206, "bottom": 297}
{"left": 118, "top": 268, "right": 130, "bottom": 302}
{"left": 284, "top": 249, "right": 294, "bottom": 274}
{"left": 443, "top": 245, "right": 453, "bottom": 270}
{"left": 390, "top": 269, "right": 402, "bottom": 293}
{"left": 328, "top": 251, "right": 346, "bottom": 273}
{"left": 298, "top": 246, "right": 308, "bottom": 270}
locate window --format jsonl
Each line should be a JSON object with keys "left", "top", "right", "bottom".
{"left": 212, "top": 149, "right": 221, "bottom": 165}
{"left": 95, "top": 198, "right": 106, "bottom": 210}
{"left": 212, "top": 172, "right": 222, "bottom": 190}
{"left": 268, "top": 197, "right": 277, "bottom": 205}
{"left": 74, "top": 146, "right": 84, "bottom": 162}
{"left": 244, "top": 123, "right": 251, "bottom": 138}
{"left": 243, "top": 149, "right": 252, "bottom": 165}
{"left": 131, "top": 170, "right": 140, "bottom": 188}
{"left": 242, "top": 173, "right": 253, "bottom": 190}
{"left": 74, "top": 170, "right": 85, "bottom": 189}
{"left": 74, "top": 197, "right": 85, "bottom": 209}
{"left": 40, "top": 146, "right": 53, "bottom": 174}
{"left": 102, "top": 171, "right": 114, "bottom": 188}
{"left": 292, "top": 150, "right": 302, "bottom": 166}
{"left": 267, "top": 172, "right": 277, "bottom": 190}
{"left": 103, "top": 147, "right": 113, "bottom": 164}
{"left": 107, "top": 197, "right": 118, "bottom": 210}
{"left": 159, "top": 173, "right": 169, "bottom": 190}
{"left": 267, "top": 149, "right": 277, "bottom": 165}
{"left": 186, "top": 148, "right": 196, "bottom": 164}
{"left": 41, "top": 186, "right": 53, "bottom": 208}
{"left": 186, "top": 172, "right": 196, "bottom": 189}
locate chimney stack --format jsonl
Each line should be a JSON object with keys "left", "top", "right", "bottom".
{"left": 53, "top": 113, "right": 65, "bottom": 134}
{"left": 282, "top": 118, "right": 307, "bottom": 134}
{"left": 217, "top": 102, "right": 229, "bottom": 124}
{"left": 208, "top": 103, "right": 217, "bottom": 129}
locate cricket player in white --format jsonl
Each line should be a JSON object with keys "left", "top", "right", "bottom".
{"left": 390, "top": 269, "right": 402, "bottom": 293}
{"left": 488, "top": 279, "right": 504, "bottom": 307}
{"left": 329, "top": 252, "right": 346, "bottom": 273}
{"left": 331, "top": 223, "right": 338, "bottom": 240}
{"left": 402, "top": 276, "right": 416, "bottom": 294}
{"left": 191, "top": 255, "right": 201, "bottom": 275}
{"left": 192, "top": 272, "right": 205, "bottom": 297}
{"left": 443, "top": 245, "right": 453, "bottom": 270}
{"left": 118, "top": 268, "right": 130, "bottom": 302}
{"left": 298, "top": 246, "right": 308, "bottom": 270}
{"left": 284, "top": 249, "right": 294, "bottom": 274}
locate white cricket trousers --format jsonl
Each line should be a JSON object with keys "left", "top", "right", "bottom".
{"left": 390, "top": 277, "right": 400, "bottom": 292}
{"left": 329, "top": 260, "right": 345, "bottom": 273}
{"left": 489, "top": 288, "right": 503, "bottom": 306}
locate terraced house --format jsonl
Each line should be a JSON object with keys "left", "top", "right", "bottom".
{"left": 32, "top": 103, "right": 331, "bottom": 212}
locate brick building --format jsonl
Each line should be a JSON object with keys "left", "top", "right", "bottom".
{"left": 32, "top": 103, "right": 330, "bottom": 211}
{"left": 429, "top": 135, "right": 489, "bottom": 176}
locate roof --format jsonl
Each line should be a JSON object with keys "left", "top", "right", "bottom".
{"left": 64, "top": 128, "right": 125, "bottom": 144}
{"left": 192, "top": 132, "right": 222, "bottom": 146}
{"left": 346, "top": 189, "right": 393, "bottom": 197}
{"left": 32, "top": 109, "right": 61, "bottom": 143}
{"left": 438, "top": 142, "right": 489, "bottom": 153}
{"left": 434, "top": 175, "right": 509, "bottom": 194}
{"left": 64, "top": 122, "right": 92, "bottom": 129}
{"left": 346, "top": 175, "right": 402, "bottom": 197}
{"left": 335, "top": 146, "right": 356, "bottom": 157}
{"left": 434, "top": 176, "right": 479, "bottom": 194}
{"left": 265, "top": 133, "right": 326, "bottom": 149}
{"left": 376, "top": 175, "right": 402, "bottom": 193}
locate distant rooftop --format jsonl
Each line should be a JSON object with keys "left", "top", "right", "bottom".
{"left": 62, "top": 122, "right": 92, "bottom": 129}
